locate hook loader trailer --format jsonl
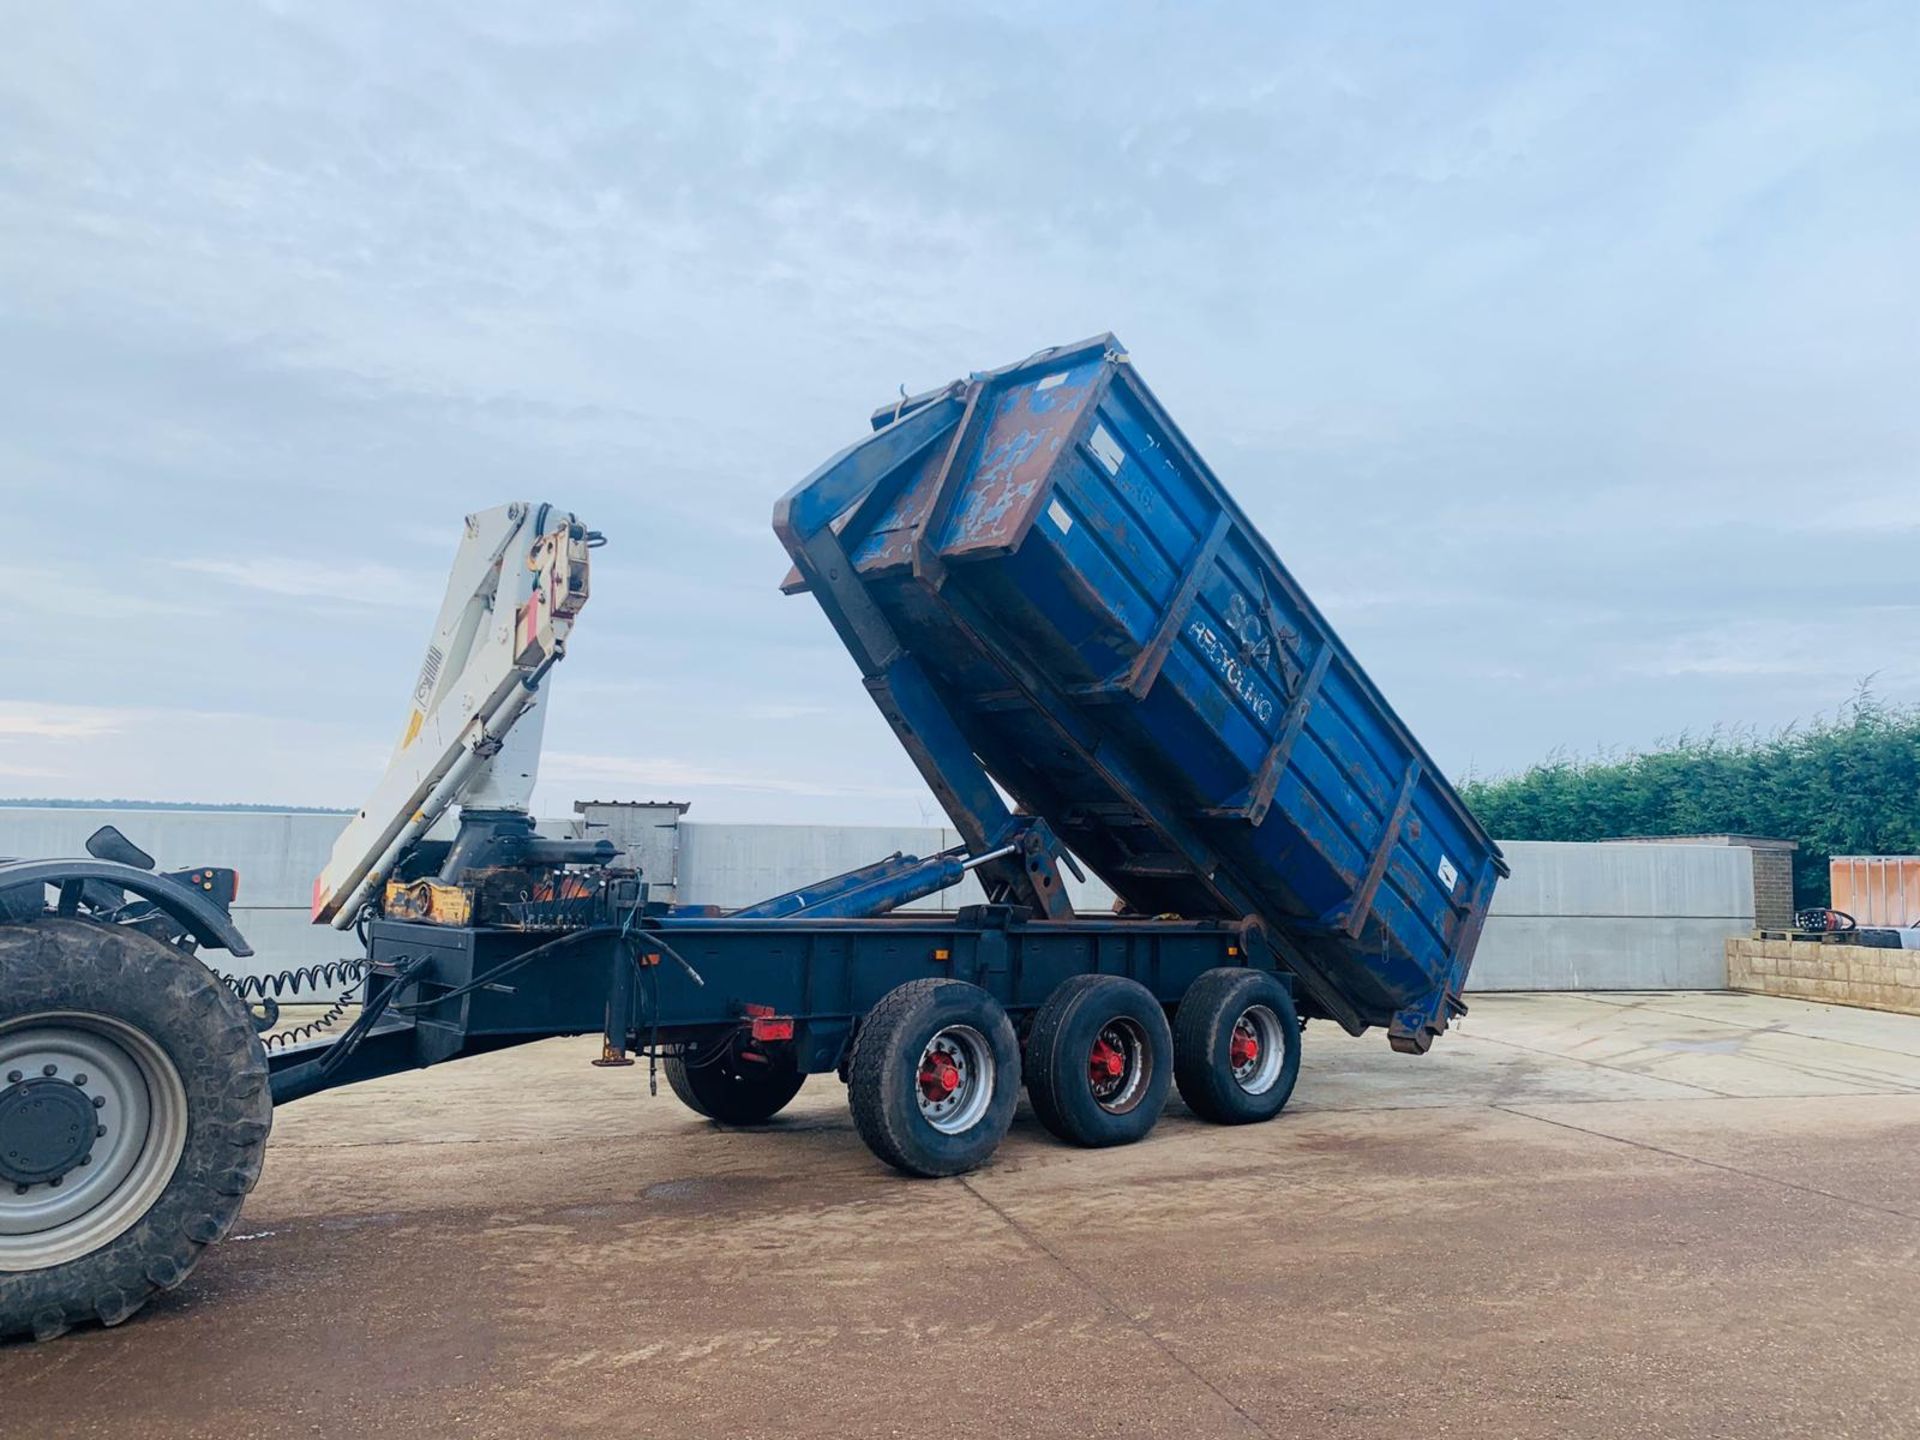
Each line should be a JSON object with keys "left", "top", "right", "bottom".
{"left": 1, "top": 335, "right": 1505, "bottom": 1341}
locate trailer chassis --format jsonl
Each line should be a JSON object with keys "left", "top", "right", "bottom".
{"left": 266, "top": 905, "right": 1292, "bottom": 1105}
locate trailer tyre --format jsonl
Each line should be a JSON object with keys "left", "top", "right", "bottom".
{"left": 0, "top": 918, "right": 271, "bottom": 1342}
{"left": 848, "top": 979, "right": 1019, "bottom": 1178}
{"left": 1173, "top": 968, "right": 1300, "bottom": 1125}
{"left": 1025, "top": 975, "right": 1172, "bottom": 1148}
{"left": 663, "top": 1046, "right": 805, "bottom": 1125}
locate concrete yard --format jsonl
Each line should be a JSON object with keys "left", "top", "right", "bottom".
{"left": 6, "top": 991, "right": 1920, "bottom": 1439}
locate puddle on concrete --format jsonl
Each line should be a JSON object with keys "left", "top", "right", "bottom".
{"left": 1652, "top": 1021, "right": 1790, "bottom": 1055}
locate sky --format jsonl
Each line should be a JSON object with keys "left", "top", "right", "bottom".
{"left": 1, "top": 1, "right": 1915, "bottom": 825}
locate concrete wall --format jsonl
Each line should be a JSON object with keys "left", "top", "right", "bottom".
{"left": 1466, "top": 840, "right": 1754, "bottom": 991}
{"left": 672, "top": 829, "right": 1757, "bottom": 993}
{"left": 1728, "top": 935, "right": 1920, "bottom": 1016}
{"left": 0, "top": 808, "right": 357, "bottom": 984}
{"left": 0, "top": 809, "right": 1756, "bottom": 997}
{"left": 674, "top": 822, "right": 1118, "bottom": 912}
{"left": 1603, "top": 833, "right": 1798, "bottom": 930}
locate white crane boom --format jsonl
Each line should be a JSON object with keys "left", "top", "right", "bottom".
{"left": 311, "top": 502, "right": 593, "bottom": 929}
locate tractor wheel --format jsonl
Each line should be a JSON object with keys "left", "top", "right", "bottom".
{"left": 0, "top": 918, "right": 271, "bottom": 1341}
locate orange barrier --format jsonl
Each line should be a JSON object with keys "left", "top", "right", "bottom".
{"left": 1830, "top": 856, "right": 1920, "bottom": 927}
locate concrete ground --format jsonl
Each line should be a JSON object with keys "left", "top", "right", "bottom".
{"left": 6, "top": 990, "right": 1920, "bottom": 1439}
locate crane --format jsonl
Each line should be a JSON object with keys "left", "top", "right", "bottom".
{"left": 310, "top": 502, "right": 599, "bottom": 929}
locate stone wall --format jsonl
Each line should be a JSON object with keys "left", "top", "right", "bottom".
{"left": 1726, "top": 936, "right": 1920, "bottom": 1017}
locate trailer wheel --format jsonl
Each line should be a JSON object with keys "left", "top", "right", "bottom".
{"left": 663, "top": 1046, "right": 805, "bottom": 1125}
{"left": 847, "top": 979, "right": 1019, "bottom": 1178}
{"left": 0, "top": 919, "right": 271, "bottom": 1342}
{"left": 1173, "top": 968, "right": 1300, "bottom": 1125}
{"left": 1025, "top": 975, "right": 1172, "bottom": 1148}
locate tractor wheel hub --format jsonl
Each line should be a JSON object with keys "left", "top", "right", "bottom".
{"left": 0, "top": 1077, "right": 96, "bottom": 1187}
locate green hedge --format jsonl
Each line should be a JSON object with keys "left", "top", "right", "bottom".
{"left": 1459, "top": 692, "right": 1920, "bottom": 905}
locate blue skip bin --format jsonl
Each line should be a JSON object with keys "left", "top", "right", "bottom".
{"left": 776, "top": 335, "right": 1506, "bottom": 1053}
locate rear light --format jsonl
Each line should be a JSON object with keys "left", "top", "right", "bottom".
{"left": 743, "top": 1003, "right": 795, "bottom": 1043}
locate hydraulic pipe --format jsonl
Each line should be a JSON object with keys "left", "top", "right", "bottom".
{"left": 781, "top": 844, "right": 1019, "bottom": 921}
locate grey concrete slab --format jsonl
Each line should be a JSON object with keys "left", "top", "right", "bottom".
{"left": 4, "top": 992, "right": 1919, "bottom": 1439}
{"left": 1467, "top": 915, "right": 1744, "bottom": 990}
{"left": 1467, "top": 840, "right": 1754, "bottom": 991}
{"left": 1491, "top": 839, "right": 1753, "bottom": 919}
{"left": 1461, "top": 992, "right": 1920, "bottom": 1097}
{"left": 674, "top": 819, "right": 1118, "bottom": 912}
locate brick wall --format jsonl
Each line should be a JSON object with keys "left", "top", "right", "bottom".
{"left": 1751, "top": 848, "right": 1797, "bottom": 930}
{"left": 1727, "top": 936, "right": 1920, "bottom": 1017}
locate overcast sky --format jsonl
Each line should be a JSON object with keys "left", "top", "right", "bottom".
{"left": 1, "top": 1, "right": 1915, "bottom": 825}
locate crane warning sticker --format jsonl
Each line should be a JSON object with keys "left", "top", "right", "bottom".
{"left": 411, "top": 644, "right": 444, "bottom": 709}
{"left": 1046, "top": 498, "right": 1073, "bottom": 534}
{"left": 1437, "top": 855, "right": 1459, "bottom": 892}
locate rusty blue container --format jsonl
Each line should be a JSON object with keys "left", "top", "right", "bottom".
{"left": 777, "top": 334, "right": 1506, "bottom": 1052}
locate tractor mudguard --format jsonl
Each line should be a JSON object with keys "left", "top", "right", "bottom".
{"left": 0, "top": 858, "right": 254, "bottom": 957}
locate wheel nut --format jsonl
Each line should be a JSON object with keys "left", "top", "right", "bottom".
{"left": 5, "top": 1071, "right": 19, "bottom": 1084}
{"left": 42, "top": 1064, "right": 57, "bottom": 1077}
{"left": 92, "top": 1096, "right": 105, "bottom": 1109}
{"left": 96, "top": 1125, "right": 106, "bottom": 1138}
{"left": 72, "top": 1074, "right": 88, "bottom": 1087}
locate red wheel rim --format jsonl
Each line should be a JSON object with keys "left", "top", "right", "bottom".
{"left": 1086, "top": 1018, "right": 1151, "bottom": 1114}
{"left": 1229, "top": 1005, "right": 1285, "bottom": 1094}
{"left": 915, "top": 1026, "right": 994, "bottom": 1134}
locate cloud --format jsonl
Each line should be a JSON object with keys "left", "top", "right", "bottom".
{"left": 740, "top": 702, "right": 832, "bottom": 721}
{"left": 1804, "top": 490, "right": 1920, "bottom": 535}
{"left": 0, "top": 703, "right": 400, "bottom": 808}
{"left": 171, "top": 558, "right": 439, "bottom": 608}
{"left": 0, "top": 761, "right": 66, "bottom": 779}
{"left": 12, "top": 569, "right": 214, "bottom": 622}
{"left": 540, "top": 751, "right": 924, "bottom": 802}
{"left": 1625, "top": 615, "right": 1920, "bottom": 687}
{"left": 1, "top": 1, "right": 1915, "bottom": 818}
{"left": 0, "top": 704, "right": 130, "bottom": 740}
